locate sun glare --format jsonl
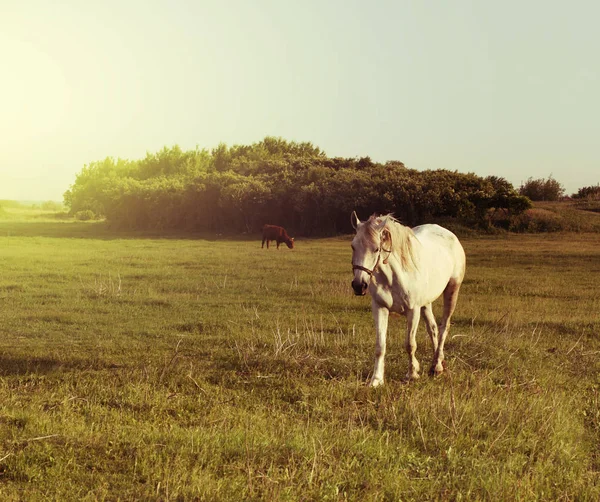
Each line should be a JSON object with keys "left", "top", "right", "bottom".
{"left": 1, "top": 40, "right": 70, "bottom": 142}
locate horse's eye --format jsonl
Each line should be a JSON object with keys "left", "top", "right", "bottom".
{"left": 374, "top": 248, "right": 379, "bottom": 253}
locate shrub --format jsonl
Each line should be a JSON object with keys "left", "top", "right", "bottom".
{"left": 519, "top": 176, "right": 565, "bottom": 201}
{"left": 75, "top": 210, "right": 96, "bottom": 221}
{"left": 573, "top": 184, "right": 600, "bottom": 200}
{"left": 510, "top": 208, "right": 564, "bottom": 232}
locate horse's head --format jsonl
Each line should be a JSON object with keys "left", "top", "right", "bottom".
{"left": 286, "top": 237, "right": 295, "bottom": 249}
{"left": 350, "top": 211, "right": 392, "bottom": 296}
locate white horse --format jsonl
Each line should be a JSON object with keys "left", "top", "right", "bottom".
{"left": 351, "top": 212, "right": 466, "bottom": 386}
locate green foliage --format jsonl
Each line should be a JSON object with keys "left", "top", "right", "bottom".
{"left": 519, "top": 175, "right": 565, "bottom": 201}
{"left": 64, "top": 137, "right": 530, "bottom": 234}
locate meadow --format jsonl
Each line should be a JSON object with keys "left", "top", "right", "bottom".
{"left": 0, "top": 210, "right": 599, "bottom": 501}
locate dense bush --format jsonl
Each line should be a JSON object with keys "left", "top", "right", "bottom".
{"left": 519, "top": 176, "right": 565, "bottom": 201}
{"left": 64, "top": 137, "right": 531, "bottom": 235}
{"left": 573, "top": 184, "right": 600, "bottom": 200}
{"left": 74, "top": 210, "right": 96, "bottom": 221}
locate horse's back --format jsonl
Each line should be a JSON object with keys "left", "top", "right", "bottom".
{"left": 412, "top": 224, "right": 466, "bottom": 282}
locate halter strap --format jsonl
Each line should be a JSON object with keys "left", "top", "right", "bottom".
{"left": 381, "top": 245, "right": 392, "bottom": 265}
{"left": 352, "top": 247, "right": 392, "bottom": 276}
{"left": 352, "top": 264, "right": 375, "bottom": 276}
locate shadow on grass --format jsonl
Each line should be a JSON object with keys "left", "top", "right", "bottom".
{"left": 0, "top": 354, "right": 122, "bottom": 377}
{"left": 452, "top": 315, "right": 590, "bottom": 339}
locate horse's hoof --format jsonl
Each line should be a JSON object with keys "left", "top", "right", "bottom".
{"left": 429, "top": 363, "right": 445, "bottom": 377}
{"left": 368, "top": 377, "right": 384, "bottom": 387}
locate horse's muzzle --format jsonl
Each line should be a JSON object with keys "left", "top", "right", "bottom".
{"left": 352, "top": 280, "right": 368, "bottom": 296}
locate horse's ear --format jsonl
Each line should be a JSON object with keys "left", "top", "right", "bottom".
{"left": 351, "top": 211, "right": 360, "bottom": 230}
{"left": 381, "top": 228, "right": 393, "bottom": 264}
{"left": 382, "top": 228, "right": 392, "bottom": 244}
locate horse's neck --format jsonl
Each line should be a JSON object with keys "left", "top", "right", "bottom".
{"left": 391, "top": 224, "right": 421, "bottom": 272}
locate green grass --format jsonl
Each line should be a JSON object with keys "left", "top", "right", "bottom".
{"left": 0, "top": 216, "right": 599, "bottom": 500}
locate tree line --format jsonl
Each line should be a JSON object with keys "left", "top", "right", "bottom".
{"left": 64, "top": 137, "right": 533, "bottom": 235}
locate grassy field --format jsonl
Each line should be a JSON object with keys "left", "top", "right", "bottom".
{"left": 0, "top": 210, "right": 599, "bottom": 500}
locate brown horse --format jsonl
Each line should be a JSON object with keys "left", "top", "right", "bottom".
{"left": 261, "top": 225, "right": 294, "bottom": 249}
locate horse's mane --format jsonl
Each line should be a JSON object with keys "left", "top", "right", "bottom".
{"left": 366, "top": 213, "right": 417, "bottom": 271}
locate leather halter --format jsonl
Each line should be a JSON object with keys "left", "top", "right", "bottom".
{"left": 352, "top": 264, "right": 376, "bottom": 276}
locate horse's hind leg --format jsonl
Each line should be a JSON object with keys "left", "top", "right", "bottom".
{"left": 421, "top": 304, "right": 439, "bottom": 366}
{"left": 432, "top": 280, "right": 461, "bottom": 375}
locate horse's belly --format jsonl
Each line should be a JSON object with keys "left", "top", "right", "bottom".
{"left": 391, "top": 280, "right": 445, "bottom": 312}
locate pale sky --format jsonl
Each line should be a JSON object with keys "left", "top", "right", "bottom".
{"left": 1, "top": 0, "right": 598, "bottom": 201}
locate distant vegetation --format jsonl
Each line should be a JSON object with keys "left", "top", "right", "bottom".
{"left": 519, "top": 175, "right": 565, "bottom": 202}
{"left": 0, "top": 200, "right": 67, "bottom": 221}
{"left": 0, "top": 200, "right": 25, "bottom": 209}
{"left": 574, "top": 184, "right": 600, "bottom": 200}
{"left": 0, "top": 200, "right": 64, "bottom": 211}
{"left": 63, "top": 137, "right": 532, "bottom": 235}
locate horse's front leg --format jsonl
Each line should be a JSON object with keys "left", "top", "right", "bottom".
{"left": 405, "top": 308, "right": 421, "bottom": 380}
{"left": 369, "top": 303, "right": 389, "bottom": 387}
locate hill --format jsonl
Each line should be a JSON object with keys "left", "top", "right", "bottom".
{"left": 511, "top": 200, "right": 600, "bottom": 233}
